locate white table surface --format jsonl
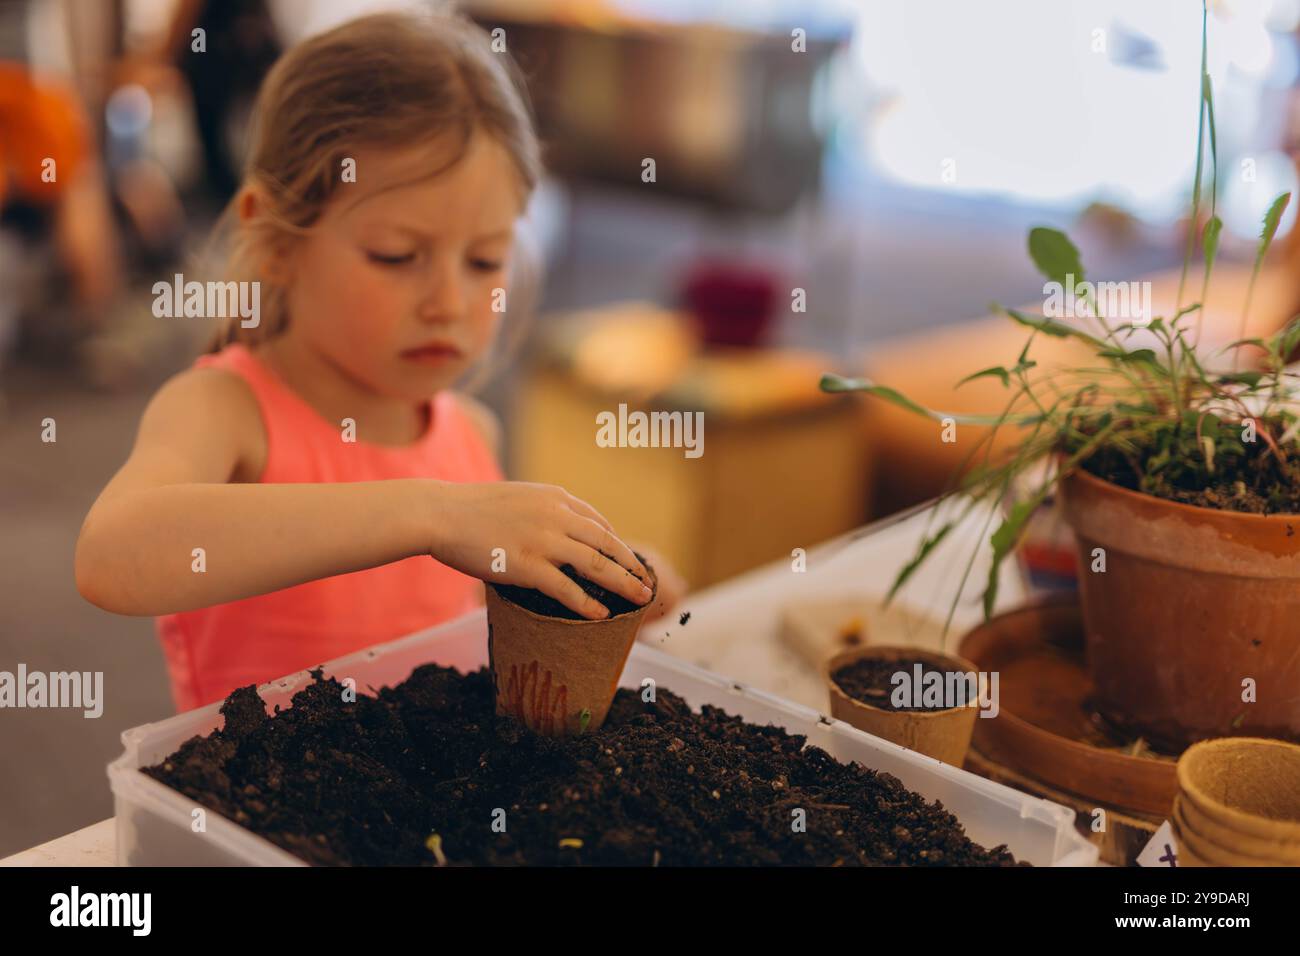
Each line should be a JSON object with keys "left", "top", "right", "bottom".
{"left": 1, "top": 819, "right": 115, "bottom": 867}
{"left": 1, "top": 500, "right": 1026, "bottom": 866}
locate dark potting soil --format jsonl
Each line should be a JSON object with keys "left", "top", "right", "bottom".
{"left": 832, "top": 657, "right": 959, "bottom": 713}
{"left": 491, "top": 551, "right": 649, "bottom": 620}
{"left": 143, "top": 665, "right": 1024, "bottom": 866}
{"left": 1082, "top": 445, "right": 1300, "bottom": 515}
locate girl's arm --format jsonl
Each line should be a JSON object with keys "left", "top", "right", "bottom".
{"left": 75, "top": 369, "right": 652, "bottom": 619}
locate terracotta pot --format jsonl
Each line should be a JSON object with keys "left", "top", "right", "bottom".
{"left": 1176, "top": 737, "right": 1300, "bottom": 846}
{"left": 485, "top": 566, "right": 657, "bottom": 737}
{"left": 826, "top": 645, "right": 980, "bottom": 766}
{"left": 1059, "top": 468, "right": 1300, "bottom": 749}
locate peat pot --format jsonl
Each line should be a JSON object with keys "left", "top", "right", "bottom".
{"left": 826, "top": 645, "right": 980, "bottom": 766}
{"left": 486, "top": 565, "right": 658, "bottom": 738}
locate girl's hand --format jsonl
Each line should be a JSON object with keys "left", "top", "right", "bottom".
{"left": 625, "top": 541, "right": 688, "bottom": 623}
{"left": 429, "top": 481, "right": 654, "bottom": 621}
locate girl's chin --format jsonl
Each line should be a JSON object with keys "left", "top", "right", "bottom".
{"left": 393, "top": 356, "right": 466, "bottom": 391}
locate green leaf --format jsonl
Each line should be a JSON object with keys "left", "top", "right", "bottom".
{"left": 1028, "top": 227, "right": 1085, "bottom": 286}
{"left": 1016, "top": 335, "right": 1036, "bottom": 368}
{"left": 820, "top": 372, "right": 1037, "bottom": 427}
{"left": 1277, "top": 316, "right": 1300, "bottom": 362}
{"left": 1114, "top": 401, "right": 1158, "bottom": 415}
{"left": 819, "top": 374, "right": 933, "bottom": 418}
{"left": 1198, "top": 214, "right": 1223, "bottom": 324}
{"left": 956, "top": 366, "right": 1010, "bottom": 388}
{"left": 1240, "top": 191, "right": 1293, "bottom": 333}
{"left": 1203, "top": 73, "right": 1217, "bottom": 216}
{"left": 1000, "top": 306, "right": 1107, "bottom": 349}
{"left": 888, "top": 522, "right": 955, "bottom": 603}
{"left": 1203, "top": 216, "right": 1222, "bottom": 273}
{"left": 1255, "top": 192, "right": 1291, "bottom": 270}
{"left": 1217, "top": 371, "right": 1264, "bottom": 388}
{"left": 1177, "top": 2, "right": 1212, "bottom": 312}
{"left": 984, "top": 498, "right": 1039, "bottom": 618}
{"left": 1224, "top": 337, "right": 1267, "bottom": 352}
{"left": 1099, "top": 347, "right": 1159, "bottom": 366}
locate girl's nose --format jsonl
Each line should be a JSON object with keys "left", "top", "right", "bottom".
{"left": 417, "top": 258, "right": 466, "bottom": 323}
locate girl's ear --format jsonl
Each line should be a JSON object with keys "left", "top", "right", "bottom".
{"left": 236, "top": 186, "right": 259, "bottom": 223}
{"left": 238, "top": 185, "right": 295, "bottom": 284}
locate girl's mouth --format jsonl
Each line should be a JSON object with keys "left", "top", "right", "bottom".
{"left": 401, "top": 343, "right": 464, "bottom": 365}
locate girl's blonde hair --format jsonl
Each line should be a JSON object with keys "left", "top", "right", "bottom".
{"left": 206, "top": 9, "right": 543, "bottom": 389}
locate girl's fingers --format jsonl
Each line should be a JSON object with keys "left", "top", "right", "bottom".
{"left": 533, "top": 563, "right": 612, "bottom": 621}
{"left": 556, "top": 536, "right": 655, "bottom": 608}
{"left": 564, "top": 515, "right": 651, "bottom": 586}
{"left": 563, "top": 494, "right": 616, "bottom": 534}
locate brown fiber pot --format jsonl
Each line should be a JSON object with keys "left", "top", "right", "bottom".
{"left": 1175, "top": 794, "right": 1300, "bottom": 865}
{"left": 1177, "top": 737, "right": 1300, "bottom": 851}
{"left": 1059, "top": 468, "right": 1300, "bottom": 749}
{"left": 826, "top": 645, "right": 980, "bottom": 766}
{"left": 485, "top": 567, "right": 657, "bottom": 738}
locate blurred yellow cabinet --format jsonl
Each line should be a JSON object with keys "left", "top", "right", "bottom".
{"left": 512, "top": 349, "right": 870, "bottom": 589}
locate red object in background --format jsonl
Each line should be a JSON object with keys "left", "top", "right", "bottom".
{"left": 681, "top": 261, "right": 780, "bottom": 348}
{"left": 1019, "top": 539, "right": 1079, "bottom": 596}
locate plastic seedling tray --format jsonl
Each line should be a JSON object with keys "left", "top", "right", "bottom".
{"left": 107, "top": 608, "right": 1098, "bottom": 866}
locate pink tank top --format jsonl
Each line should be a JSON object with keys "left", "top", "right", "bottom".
{"left": 155, "top": 344, "right": 503, "bottom": 713}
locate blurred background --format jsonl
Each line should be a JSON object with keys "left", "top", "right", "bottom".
{"left": 4, "top": 0, "right": 1300, "bottom": 856}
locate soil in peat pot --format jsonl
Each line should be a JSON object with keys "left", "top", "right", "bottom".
{"left": 832, "top": 657, "right": 957, "bottom": 713}
{"left": 143, "top": 665, "right": 1026, "bottom": 866}
{"left": 492, "top": 552, "right": 648, "bottom": 619}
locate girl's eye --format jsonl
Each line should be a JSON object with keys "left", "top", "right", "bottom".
{"left": 366, "top": 250, "right": 415, "bottom": 266}
{"left": 470, "top": 258, "right": 504, "bottom": 273}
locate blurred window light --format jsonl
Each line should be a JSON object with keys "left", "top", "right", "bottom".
{"left": 611, "top": 0, "right": 860, "bottom": 33}
{"left": 1221, "top": 148, "right": 1298, "bottom": 239}
{"left": 849, "top": 0, "right": 1297, "bottom": 220}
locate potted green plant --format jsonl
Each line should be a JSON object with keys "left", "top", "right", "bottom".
{"left": 822, "top": 3, "right": 1300, "bottom": 751}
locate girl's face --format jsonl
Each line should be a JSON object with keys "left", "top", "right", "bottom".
{"left": 277, "top": 131, "right": 524, "bottom": 402}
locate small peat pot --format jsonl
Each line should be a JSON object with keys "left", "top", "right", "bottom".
{"left": 1172, "top": 737, "right": 1300, "bottom": 866}
{"left": 485, "top": 558, "right": 657, "bottom": 737}
{"left": 1173, "top": 795, "right": 1300, "bottom": 867}
{"left": 1060, "top": 468, "right": 1300, "bottom": 749}
{"left": 826, "top": 645, "right": 980, "bottom": 766}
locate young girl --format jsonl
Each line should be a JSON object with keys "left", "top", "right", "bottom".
{"left": 75, "top": 11, "right": 685, "bottom": 713}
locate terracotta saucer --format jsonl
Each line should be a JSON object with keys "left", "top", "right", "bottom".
{"left": 957, "top": 598, "right": 1178, "bottom": 818}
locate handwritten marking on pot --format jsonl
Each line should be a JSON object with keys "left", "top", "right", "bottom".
{"left": 502, "top": 660, "right": 568, "bottom": 736}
